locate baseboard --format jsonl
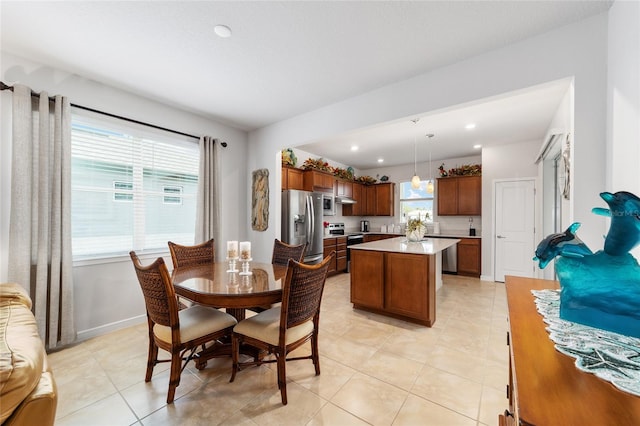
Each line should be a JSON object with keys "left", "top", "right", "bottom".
{"left": 76, "top": 314, "right": 146, "bottom": 342}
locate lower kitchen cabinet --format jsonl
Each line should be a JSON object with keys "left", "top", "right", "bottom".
{"left": 324, "top": 236, "right": 347, "bottom": 274}
{"left": 336, "top": 236, "right": 347, "bottom": 272}
{"left": 350, "top": 249, "right": 436, "bottom": 326}
{"left": 457, "top": 237, "right": 481, "bottom": 277}
{"left": 350, "top": 250, "right": 384, "bottom": 308}
{"left": 323, "top": 238, "right": 337, "bottom": 274}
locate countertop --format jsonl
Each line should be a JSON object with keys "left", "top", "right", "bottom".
{"left": 323, "top": 232, "right": 481, "bottom": 240}
{"left": 349, "top": 236, "right": 459, "bottom": 255}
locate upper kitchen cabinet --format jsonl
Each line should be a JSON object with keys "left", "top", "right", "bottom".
{"left": 344, "top": 182, "right": 395, "bottom": 217}
{"left": 303, "top": 170, "right": 335, "bottom": 193}
{"left": 336, "top": 179, "right": 353, "bottom": 198}
{"left": 437, "top": 176, "right": 481, "bottom": 216}
{"left": 374, "top": 182, "right": 395, "bottom": 216}
{"left": 343, "top": 183, "right": 363, "bottom": 216}
{"left": 281, "top": 166, "right": 305, "bottom": 191}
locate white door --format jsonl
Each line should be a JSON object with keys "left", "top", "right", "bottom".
{"left": 495, "top": 179, "right": 536, "bottom": 282}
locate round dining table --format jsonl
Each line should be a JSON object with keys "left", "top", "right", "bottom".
{"left": 172, "top": 261, "right": 288, "bottom": 321}
{"left": 171, "top": 261, "right": 288, "bottom": 367}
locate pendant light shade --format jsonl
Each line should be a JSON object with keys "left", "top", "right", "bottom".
{"left": 411, "top": 118, "right": 420, "bottom": 188}
{"left": 411, "top": 174, "right": 421, "bottom": 189}
{"left": 426, "top": 133, "right": 435, "bottom": 193}
{"left": 426, "top": 180, "right": 434, "bottom": 193}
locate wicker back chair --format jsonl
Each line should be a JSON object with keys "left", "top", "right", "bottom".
{"left": 230, "top": 251, "right": 335, "bottom": 405}
{"left": 130, "top": 251, "right": 237, "bottom": 403}
{"left": 167, "top": 239, "right": 215, "bottom": 269}
{"left": 271, "top": 239, "right": 307, "bottom": 266}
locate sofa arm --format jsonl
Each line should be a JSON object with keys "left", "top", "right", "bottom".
{"left": 2, "top": 369, "right": 57, "bottom": 426}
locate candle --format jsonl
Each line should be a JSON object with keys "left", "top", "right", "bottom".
{"left": 227, "top": 241, "right": 238, "bottom": 259}
{"left": 239, "top": 241, "right": 251, "bottom": 260}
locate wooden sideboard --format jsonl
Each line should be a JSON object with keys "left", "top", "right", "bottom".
{"left": 503, "top": 276, "right": 640, "bottom": 425}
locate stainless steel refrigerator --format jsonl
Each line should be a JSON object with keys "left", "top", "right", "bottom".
{"left": 281, "top": 190, "right": 324, "bottom": 264}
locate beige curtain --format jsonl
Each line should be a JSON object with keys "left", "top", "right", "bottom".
{"left": 195, "top": 136, "right": 221, "bottom": 258}
{"left": 8, "top": 84, "right": 75, "bottom": 349}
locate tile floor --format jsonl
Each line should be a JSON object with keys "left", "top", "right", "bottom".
{"left": 48, "top": 273, "right": 509, "bottom": 425}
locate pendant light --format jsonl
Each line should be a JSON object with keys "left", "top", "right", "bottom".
{"left": 410, "top": 118, "right": 421, "bottom": 189}
{"left": 426, "top": 133, "right": 435, "bottom": 193}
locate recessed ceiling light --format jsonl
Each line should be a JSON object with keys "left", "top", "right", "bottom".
{"left": 214, "top": 25, "right": 232, "bottom": 38}
{"left": 473, "top": 144, "right": 482, "bottom": 149}
{"left": 350, "top": 146, "right": 359, "bottom": 152}
{"left": 377, "top": 158, "right": 384, "bottom": 163}
{"left": 465, "top": 123, "right": 476, "bottom": 130}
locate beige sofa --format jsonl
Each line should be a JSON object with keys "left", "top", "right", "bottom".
{"left": 0, "top": 283, "right": 57, "bottom": 426}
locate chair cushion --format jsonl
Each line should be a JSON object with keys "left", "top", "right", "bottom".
{"left": 233, "top": 307, "right": 314, "bottom": 346}
{"left": 0, "top": 283, "right": 45, "bottom": 424}
{"left": 153, "top": 305, "right": 237, "bottom": 344}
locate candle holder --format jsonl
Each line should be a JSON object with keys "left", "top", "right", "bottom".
{"left": 226, "top": 257, "right": 239, "bottom": 273}
{"left": 239, "top": 258, "right": 253, "bottom": 276}
{"left": 239, "top": 275, "right": 253, "bottom": 292}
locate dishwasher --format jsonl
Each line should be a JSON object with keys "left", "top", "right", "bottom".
{"left": 442, "top": 244, "right": 457, "bottom": 274}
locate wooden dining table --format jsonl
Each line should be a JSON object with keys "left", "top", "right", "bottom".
{"left": 172, "top": 261, "right": 288, "bottom": 321}
{"left": 171, "top": 261, "right": 288, "bottom": 367}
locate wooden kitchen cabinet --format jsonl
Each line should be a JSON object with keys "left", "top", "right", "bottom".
{"left": 342, "top": 182, "right": 395, "bottom": 217}
{"left": 281, "top": 166, "right": 304, "bottom": 190}
{"left": 375, "top": 183, "right": 395, "bottom": 216}
{"left": 350, "top": 250, "right": 384, "bottom": 308}
{"left": 336, "top": 236, "right": 347, "bottom": 272}
{"left": 364, "top": 185, "right": 377, "bottom": 215}
{"left": 350, "top": 249, "right": 436, "bottom": 326}
{"left": 342, "top": 183, "right": 363, "bottom": 216}
{"left": 323, "top": 237, "right": 337, "bottom": 274}
{"left": 384, "top": 252, "right": 432, "bottom": 320}
{"left": 457, "top": 237, "right": 481, "bottom": 277}
{"left": 303, "top": 170, "right": 335, "bottom": 193}
{"left": 336, "top": 180, "right": 353, "bottom": 198}
{"left": 437, "top": 176, "right": 481, "bottom": 216}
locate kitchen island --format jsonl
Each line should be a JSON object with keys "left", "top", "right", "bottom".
{"left": 349, "top": 236, "right": 459, "bottom": 326}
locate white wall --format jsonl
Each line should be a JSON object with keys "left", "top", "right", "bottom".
{"left": 482, "top": 140, "right": 541, "bottom": 280}
{"left": 1, "top": 52, "right": 249, "bottom": 339}
{"left": 248, "top": 13, "right": 610, "bottom": 271}
{"left": 607, "top": 0, "right": 640, "bottom": 260}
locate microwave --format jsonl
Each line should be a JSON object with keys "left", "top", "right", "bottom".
{"left": 322, "top": 194, "right": 335, "bottom": 216}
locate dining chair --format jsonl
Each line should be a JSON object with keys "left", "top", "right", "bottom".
{"left": 246, "top": 239, "right": 308, "bottom": 314}
{"left": 271, "top": 238, "right": 307, "bottom": 266}
{"left": 167, "top": 238, "right": 215, "bottom": 269}
{"left": 229, "top": 251, "right": 335, "bottom": 405}
{"left": 130, "top": 251, "right": 237, "bottom": 404}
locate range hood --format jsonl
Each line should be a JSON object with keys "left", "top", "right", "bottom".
{"left": 335, "top": 196, "right": 357, "bottom": 204}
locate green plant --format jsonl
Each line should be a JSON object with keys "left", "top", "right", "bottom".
{"left": 406, "top": 213, "right": 430, "bottom": 232}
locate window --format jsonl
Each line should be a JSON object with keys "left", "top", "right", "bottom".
{"left": 113, "top": 181, "right": 133, "bottom": 202}
{"left": 71, "top": 113, "right": 199, "bottom": 259}
{"left": 399, "top": 180, "right": 434, "bottom": 223}
{"left": 163, "top": 185, "right": 183, "bottom": 205}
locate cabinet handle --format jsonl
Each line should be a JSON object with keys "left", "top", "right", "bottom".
{"left": 497, "top": 235, "right": 506, "bottom": 239}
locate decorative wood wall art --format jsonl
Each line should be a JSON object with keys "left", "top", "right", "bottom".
{"left": 252, "top": 169, "right": 269, "bottom": 231}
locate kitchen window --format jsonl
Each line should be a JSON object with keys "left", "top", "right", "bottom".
{"left": 399, "top": 180, "right": 433, "bottom": 223}
{"left": 71, "top": 113, "right": 199, "bottom": 259}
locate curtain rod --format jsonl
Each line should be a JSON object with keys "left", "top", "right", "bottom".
{"left": 1, "top": 81, "right": 228, "bottom": 147}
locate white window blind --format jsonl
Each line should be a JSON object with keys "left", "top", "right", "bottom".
{"left": 399, "top": 180, "right": 433, "bottom": 223}
{"left": 71, "top": 113, "right": 199, "bottom": 259}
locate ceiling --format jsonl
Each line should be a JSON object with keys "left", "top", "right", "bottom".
{"left": 1, "top": 1, "right": 612, "bottom": 168}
